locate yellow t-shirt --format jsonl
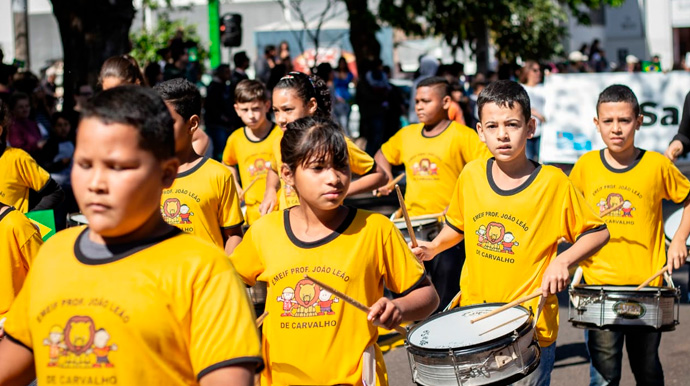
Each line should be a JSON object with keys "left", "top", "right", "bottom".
{"left": 445, "top": 159, "right": 606, "bottom": 347}
{"left": 222, "top": 125, "right": 282, "bottom": 225}
{"left": 0, "top": 147, "right": 51, "bottom": 213}
{"left": 161, "top": 157, "right": 244, "bottom": 249}
{"left": 230, "top": 208, "right": 425, "bottom": 386}
{"left": 271, "top": 134, "right": 375, "bottom": 210}
{"left": 4, "top": 227, "right": 262, "bottom": 384}
{"left": 380, "top": 122, "right": 491, "bottom": 216}
{"left": 0, "top": 206, "right": 42, "bottom": 317}
{"left": 570, "top": 149, "right": 690, "bottom": 286}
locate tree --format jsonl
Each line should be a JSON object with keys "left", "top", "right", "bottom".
{"left": 51, "top": 0, "right": 135, "bottom": 111}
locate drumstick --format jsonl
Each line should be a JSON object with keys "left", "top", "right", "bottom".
{"left": 470, "top": 291, "right": 542, "bottom": 324}
{"left": 304, "top": 274, "right": 408, "bottom": 336}
{"left": 255, "top": 311, "right": 268, "bottom": 327}
{"left": 635, "top": 265, "right": 669, "bottom": 290}
{"left": 600, "top": 202, "right": 625, "bottom": 218}
{"left": 395, "top": 185, "right": 418, "bottom": 248}
{"left": 391, "top": 212, "right": 446, "bottom": 223}
{"left": 240, "top": 176, "right": 261, "bottom": 201}
{"left": 479, "top": 313, "right": 529, "bottom": 336}
{"left": 373, "top": 173, "right": 405, "bottom": 197}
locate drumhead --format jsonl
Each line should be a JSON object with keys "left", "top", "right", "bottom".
{"left": 664, "top": 208, "right": 690, "bottom": 245}
{"left": 68, "top": 213, "right": 88, "bottom": 225}
{"left": 394, "top": 218, "right": 439, "bottom": 229}
{"left": 574, "top": 285, "right": 676, "bottom": 294}
{"left": 408, "top": 304, "right": 530, "bottom": 350}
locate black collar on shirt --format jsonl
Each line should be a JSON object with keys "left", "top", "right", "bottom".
{"left": 243, "top": 124, "right": 275, "bottom": 143}
{"left": 421, "top": 121, "right": 452, "bottom": 138}
{"left": 74, "top": 227, "right": 182, "bottom": 265}
{"left": 486, "top": 158, "right": 542, "bottom": 196}
{"left": 0, "top": 205, "right": 15, "bottom": 223}
{"left": 177, "top": 156, "right": 209, "bottom": 178}
{"left": 599, "top": 148, "right": 646, "bottom": 173}
{"left": 284, "top": 206, "right": 357, "bottom": 249}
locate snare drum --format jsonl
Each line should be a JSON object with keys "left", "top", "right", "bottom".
{"left": 406, "top": 304, "right": 540, "bottom": 386}
{"left": 247, "top": 282, "right": 267, "bottom": 305}
{"left": 66, "top": 213, "right": 88, "bottom": 227}
{"left": 569, "top": 285, "right": 680, "bottom": 331}
{"left": 664, "top": 208, "right": 690, "bottom": 246}
{"left": 394, "top": 218, "right": 442, "bottom": 244}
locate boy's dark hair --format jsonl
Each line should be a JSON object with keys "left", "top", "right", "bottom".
{"left": 264, "top": 45, "right": 276, "bottom": 55}
{"left": 50, "top": 111, "right": 70, "bottom": 129}
{"left": 234, "top": 79, "right": 269, "bottom": 104}
{"left": 80, "top": 85, "right": 175, "bottom": 161}
{"left": 596, "top": 84, "right": 640, "bottom": 117}
{"left": 275, "top": 71, "right": 331, "bottom": 117}
{"left": 477, "top": 80, "right": 531, "bottom": 122}
{"left": 234, "top": 51, "right": 250, "bottom": 68}
{"left": 281, "top": 116, "right": 349, "bottom": 172}
{"left": 417, "top": 76, "right": 451, "bottom": 97}
{"left": 153, "top": 78, "right": 201, "bottom": 120}
{"left": 99, "top": 54, "right": 146, "bottom": 86}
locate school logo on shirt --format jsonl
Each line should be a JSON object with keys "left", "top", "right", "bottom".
{"left": 476, "top": 222, "right": 519, "bottom": 254}
{"left": 596, "top": 193, "right": 635, "bottom": 218}
{"left": 161, "top": 198, "right": 194, "bottom": 225}
{"left": 412, "top": 157, "right": 438, "bottom": 177}
{"left": 248, "top": 158, "right": 271, "bottom": 177}
{"left": 43, "top": 316, "right": 117, "bottom": 369}
{"left": 277, "top": 279, "right": 339, "bottom": 318}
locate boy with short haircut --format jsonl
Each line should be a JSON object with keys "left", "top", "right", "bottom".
{"left": 222, "top": 79, "right": 281, "bottom": 226}
{"left": 414, "top": 80, "right": 610, "bottom": 386}
{"left": 375, "top": 76, "right": 491, "bottom": 312}
{"left": 569, "top": 84, "right": 690, "bottom": 386}
{"left": 0, "top": 86, "right": 262, "bottom": 385}
{"left": 155, "top": 78, "right": 244, "bottom": 254}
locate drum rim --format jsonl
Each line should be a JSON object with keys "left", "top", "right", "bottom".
{"left": 407, "top": 303, "right": 534, "bottom": 354}
{"left": 569, "top": 321, "right": 677, "bottom": 332}
{"left": 571, "top": 285, "right": 678, "bottom": 296}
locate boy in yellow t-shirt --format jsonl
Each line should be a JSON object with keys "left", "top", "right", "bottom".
{"left": 0, "top": 202, "right": 42, "bottom": 318}
{"left": 222, "top": 80, "right": 281, "bottom": 226}
{"left": 155, "top": 79, "right": 244, "bottom": 254}
{"left": 413, "top": 80, "right": 609, "bottom": 386}
{"left": 0, "top": 86, "right": 261, "bottom": 385}
{"left": 375, "top": 76, "right": 491, "bottom": 312}
{"left": 569, "top": 84, "right": 690, "bottom": 386}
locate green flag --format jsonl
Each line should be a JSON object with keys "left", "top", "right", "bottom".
{"left": 25, "top": 209, "right": 56, "bottom": 241}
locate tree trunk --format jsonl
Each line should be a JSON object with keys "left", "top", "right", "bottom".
{"left": 474, "top": 18, "right": 490, "bottom": 75}
{"left": 343, "top": 0, "right": 380, "bottom": 78}
{"left": 51, "top": 0, "right": 135, "bottom": 111}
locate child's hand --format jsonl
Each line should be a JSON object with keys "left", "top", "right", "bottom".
{"left": 667, "top": 237, "right": 688, "bottom": 273}
{"left": 665, "top": 140, "right": 684, "bottom": 162}
{"left": 411, "top": 240, "right": 437, "bottom": 262}
{"left": 259, "top": 196, "right": 276, "bottom": 216}
{"left": 367, "top": 297, "right": 403, "bottom": 330}
{"left": 541, "top": 259, "right": 570, "bottom": 297}
{"left": 373, "top": 185, "right": 393, "bottom": 197}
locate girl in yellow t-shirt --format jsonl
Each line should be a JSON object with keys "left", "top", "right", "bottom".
{"left": 259, "top": 71, "right": 387, "bottom": 214}
{"left": 231, "top": 116, "right": 438, "bottom": 386}
{"left": 0, "top": 99, "right": 64, "bottom": 214}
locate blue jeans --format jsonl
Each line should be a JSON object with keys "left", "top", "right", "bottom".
{"left": 511, "top": 342, "right": 556, "bottom": 386}
{"left": 424, "top": 241, "right": 464, "bottom": 314}
{"left": 585, "top": 329, "right": 663, "bottom": 386}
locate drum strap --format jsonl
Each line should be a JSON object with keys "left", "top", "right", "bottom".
{"left": 361, "top": 345, "right": 376, "bottom": 386}
{"left": 534, "top": 296, "right": 547, "bottom": 328}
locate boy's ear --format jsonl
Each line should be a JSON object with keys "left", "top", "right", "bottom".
{"left": 593, "top": 116, "right": 601, "bottom": 133}
{"left": 527, "top": 117, "right": 536, "bottom": 139}
{"left": 234, "top": 103, "right": 240, "bottom": 114}
{"left": 442, "top": 95, "right": 452, "bottom": 110}
{"left": 161, "top": 157, "right": 180, "bottom": 188}
{"left": 281, "top": 163, "right": 295, "bottom": 187}
{"left": 476, "top": 122, "right": 486, "bottom": 142}
{"left": 635, "top": 114, "right": 643, "bottom": 130}
{"left": 264, "top": 100, "right": 271, "bottom": 111}
{"left": 307, "top": 97, "right": 318, "bottom": 115}
{"left": 188, "top": 115, "right": 200, "bottom": 134}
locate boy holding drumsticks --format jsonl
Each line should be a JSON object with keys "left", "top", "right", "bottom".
{"left": 569, "top": 84, "right": 690, "bottom": 386}
{"left": 413, "top": 80, "right": 609, "bottom": 386}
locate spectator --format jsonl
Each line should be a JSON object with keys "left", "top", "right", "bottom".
{"left": 277, "top": 41, "right": 292, "bottom": 71}
{"left": 204, "top": 64, "right": 234, "bottom": 160}
{"left": 626, "top": 55, "right": 640, "bottom": 72}
{"left": 568, "top": 51, "right": 589, "bottom": 73}
{"left": 99, "top": 54, "right": 145, "bottom": 89}
{"left": 333, "top": 57, "right": 356, "bottom": 135}
{"left": 363, "top": 60, "right": 392, "bottom": 155}
{"left": 519, "top": 60, "right": 546, "bottom": 161}
{"left": 164, "top": 49, "right": 189, "bottom": 81}
{"left": 8, "top": 92, "right": 44, "bottom": 159}
{"left": 144, "top": 62, "right": 163, "bottom": 88}
{"left": 267, "top": 63, "right": 288, "bottom": 91}
{"left": 40, "top": 112, "right": 77, "bottom": 229}
{"left": 256, "top": 45, "right": 277, "bottom": 85}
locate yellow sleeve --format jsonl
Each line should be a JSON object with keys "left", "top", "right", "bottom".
{"left": 222, "top": 133, "right": 238, "bottom": 166}
{"left": 661, "top": 157, "right": 690, "bottom": 203}
{"left": 3, "top": 272, "right": 33, "bottom": 349}
{"left": 18, "top": 151, "right": 50, "bottom": 192}
{"left": 381, "top": 222, "right": 426, "bottom": 294}
{"left": 20, "top": 226, "right": 43, "bottom": 270}
{"left": 345, "top": 138, "right": 374, "bottom": 175}
{"left": 190, "top": 259, "right": 262, "bottom": 378}
{"left": 380, "top": 130, "right": 403, "bottom": 166}
{"left": 229, "top": 225, "right": 265, "bottom": 286}
{"left": 560, "top": 181, "right": 606, "bottom": 243}
{"left": 219, "top": 171, "right": 244, "bottom": 228}
{"left": 444, "top": 173, "right": 466, "bottom": 234}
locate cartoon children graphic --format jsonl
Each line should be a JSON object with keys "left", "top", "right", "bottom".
{"left": 179, "top": 204, "right": 193, "bottom": 224}
{"left": 596, "top": 198, "right": 608, "bottom": 216}
{"left": 90, "top": 329, "right": 117, "bottom": 368}
{"left": 502, "top": 232, "right": 519, "bottom": 254}
{"left": 621, "top": 200, "right": 635, "bottom": 217}
{"left": 43, "top": 325, "right": 66, "bottom": 367}
{"left": 278, "top": 287, "right": 297, "bottom": 316}
{"left": 317, "top": 289, "right": 339, "bottom": 316}
{"left": 476, "top": 225, "right": 487, "bottom": 245}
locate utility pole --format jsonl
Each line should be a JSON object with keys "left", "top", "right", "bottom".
{"left": 12, "top": 0, "right": 29, "bottom": 70}
{"left": 208, "top": 0, "right": 221, "bottom": 69}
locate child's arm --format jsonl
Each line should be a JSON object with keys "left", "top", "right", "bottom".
{"left": 347, "top": 163, "right": 388, "bottom": 196}
{"left": 198, "top": 364, "right": 254, "bottom": 386}
{"left": 226, "top": 166, "right": 243, "bottom": 198}
{"left": 259, "top": 169, "right": 280, "bottom": 215}
{"left": 222, "top": 227, "right": 243, "bottom": 255}
{"left": 0, "top": 339, "right": 35, "bottom": 386}
{"left": 32, "top": 178, "right": 65, "bottom": 211}
{"left": 373, "top": 150, "right": 395, "bottom": 195}
{"left": 542, "top": 228, "right": 609, "bottom": 297}
{"left": 668, "top": 197, "right": 690, "bottom": 272}
{"left": 368, "top": 276, "right": 438, "bottom": 329}
{"left": 412, "top": 224, "right": 465, "bottom": 262}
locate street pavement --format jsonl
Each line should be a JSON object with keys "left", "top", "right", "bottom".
{"left": 383, "top": 265, "right": 690, "bottom": 386}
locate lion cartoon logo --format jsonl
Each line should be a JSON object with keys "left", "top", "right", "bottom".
{"left": 64, "top": 316, "right": 96, "bottom": 368}
{"left": 162, "top": 198, "right": 181, "bottom": 219}
{"left": 485, "top": 222, "right": 505, "bottom": 244}
{"left": 293, "top": 279, "right": 320, "bottom": 317}
{"left": 606, "top": 193, "right": 624, "bottom": 217}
